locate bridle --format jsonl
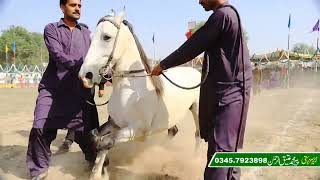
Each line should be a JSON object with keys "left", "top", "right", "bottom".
{"left": 97, "top": 16, "right": 150, "bottom": 82}
{"left": 85, "top": 16, "right": 149, "bottom": 107}
{"left": 85, "top": 16, "right": 122, "bottom": 107}
{"left": 97, "top": 16, "right": 122, "bottom": 81}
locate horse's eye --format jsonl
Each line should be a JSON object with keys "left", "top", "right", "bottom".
{"left": 103, "top": 35, "right": 111, "bottom": 41}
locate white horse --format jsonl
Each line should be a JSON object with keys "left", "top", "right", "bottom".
{"left": 79, "top": 11, "right": 201, "bottom": 180}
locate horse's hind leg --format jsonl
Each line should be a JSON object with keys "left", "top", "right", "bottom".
{"left": 190, "top": 102, "right": 201, "bottom": 150}
{"left": 168, "top": 125, "right": 179, "bottom": 137}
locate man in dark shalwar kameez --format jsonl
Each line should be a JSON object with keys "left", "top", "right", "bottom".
{"left": 151, "top": 0, "right": 252, "bottom": 179}
{"left": 26, "top": 0, "right": 99, "bottom": 179}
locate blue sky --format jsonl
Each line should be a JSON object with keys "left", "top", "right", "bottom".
{"left": 0, "top": 0, "right": 319, "bottom": 59}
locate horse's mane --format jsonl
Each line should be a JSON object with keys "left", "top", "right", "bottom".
{"left": 123, "top": 20, "right": 164, "bottom": 97}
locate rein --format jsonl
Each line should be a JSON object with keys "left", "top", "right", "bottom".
{"left": 112, "top": 69, "right": 151, "bottom": 78}
{"left": 160, "top": 54, "right": 210, "bottom": 90}
{"left": 86, "top": 99, "right": 109, "bottom": 107}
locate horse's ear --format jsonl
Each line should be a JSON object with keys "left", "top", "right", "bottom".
{"left": 110, "top": 9, "right": 115, "bottom": 17}
{"left": 115, "top": 10, "right": 126, "bottom": 25}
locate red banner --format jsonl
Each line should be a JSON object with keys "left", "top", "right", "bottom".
{"left": 185, "top": 30, "right": 192, "bottom": 39}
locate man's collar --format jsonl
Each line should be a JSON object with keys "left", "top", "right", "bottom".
{"left": 215, "top": 1, "right": 229, "bottom": 11}
{"left": 58, "top": 18, "right": 82, "bottom": 29}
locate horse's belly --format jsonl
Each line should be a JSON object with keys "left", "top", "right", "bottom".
{"left": 108, "top": 67, "right": 201, "bottom": 132}
{"left": 155, "top": 91, "right": 198, "bottom": 128}
{"left": 156, "top": 67, "right": 200, "bottom": 127}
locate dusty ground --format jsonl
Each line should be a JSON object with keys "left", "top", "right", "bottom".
{"left": 0, "top": 86, "right": 320, "bottom": 180}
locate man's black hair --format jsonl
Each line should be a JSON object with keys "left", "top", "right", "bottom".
{"left": 60, "top": 0, "right": 67, "bottom": 6}
{"left": 60, "top": 0, "right": 81, "bottom": 6}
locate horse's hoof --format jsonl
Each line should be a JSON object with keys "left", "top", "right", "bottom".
{"left": 168, "top": 125, "right": 178, "bottom": 137}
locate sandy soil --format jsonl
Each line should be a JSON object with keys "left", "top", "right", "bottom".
{"left": 0, "top": 86, "right": 320, "bottom": 180}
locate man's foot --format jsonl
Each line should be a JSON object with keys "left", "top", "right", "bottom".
{"left": 31, "top": 171, "right": 48, "bottom": 180}
{"left": 55, "top": 139, "right": 73, "bottom": 155}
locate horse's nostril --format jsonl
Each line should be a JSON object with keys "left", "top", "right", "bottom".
{"left": 85, "top": 72, "right": 93, "bottom": 80}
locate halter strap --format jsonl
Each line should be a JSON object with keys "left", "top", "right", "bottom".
{"left": 97, "top": 15, "right": 120, "bottom": 29}
{"left": 97, "top": 16, "right": 123, "bottom": 78}
{"left": 97, "top": 17, "right": 151, "bottom": 80}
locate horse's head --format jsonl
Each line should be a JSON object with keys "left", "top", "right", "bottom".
{"left": 79, "top": 10, "right": 128, "bottom": 88}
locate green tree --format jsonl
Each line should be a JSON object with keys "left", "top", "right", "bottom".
{"left": 0, "top": 26, "right": 48, "bottom": 65}
{"left": 191, "top": 21, "right": 249, "bottom": 43}
{"left": 292, "top": 43, "right": 316, "bottom": 54}
{"left": 191, "top": 21, "right": 206, "bottom": 34}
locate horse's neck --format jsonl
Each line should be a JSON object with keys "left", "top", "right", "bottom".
{"left": 115, "top": 36, "right": 145, "bottom": 72}
{"left": 112, "top": 43, "right": 149, "bottom": 84}
{"left": 111, "top": 30, "right": 156, "bottom": 93}
{"left": 117, "top": 54, "right": 144, "bottom": 71}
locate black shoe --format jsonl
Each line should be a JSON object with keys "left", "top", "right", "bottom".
{"left": 55, "top": 140, "right": 73, "bottom": 155}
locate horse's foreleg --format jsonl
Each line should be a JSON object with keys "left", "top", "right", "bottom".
{"left": 92, "top": 117, "right": 119, "bottom": 151}
{"left": 88, "top": 118, "right": 118, "bottom": 180}
{"left": 90, "top": 150, "right": 109, "bottom": 180}
{"left": 98, "top": 116, "right": 116, "bottom": 136}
